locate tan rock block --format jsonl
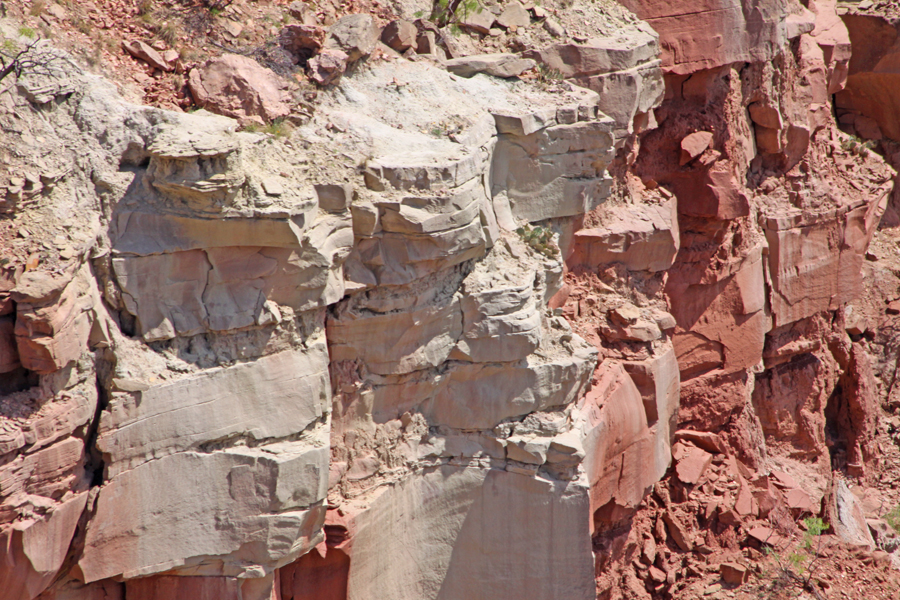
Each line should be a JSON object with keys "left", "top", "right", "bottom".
{"left": 80, "top": 442, "right": 328, "bottom": 582}
{"left": 0, "top": 492, "right": 88, "bottom": 600}
{"left": 344, "top": 466, "right": 594, "bottom": 600}
{"left": 98, "top": 346, "right": 330, "bottom": 475}
{"left": 570, "top": 198, "right": 678, "bottom": 272}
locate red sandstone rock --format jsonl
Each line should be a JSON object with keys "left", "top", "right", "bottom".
{"left": 747, "top": 526, "right": 789, "bottom": 548}
{"left": 618, "top": 0, "right": 796, "bottom": 74}
{"left": 282, "top": 24, "right": 327, "bottom": 53}
{"left": 679, "top": 131, "right": 712, "bottom": 165}
{"left": 122, "top": 40, "right": 172, "bottom": 72}
{"left": 674, "top": 443, "right": 713, "bottom": 485}
{"left": 0, "top": 315, "right": 19, "bottom": 372}
{"left": 188, "top": 54, "right": 291, "bottom": 123}
{"left": 673, "top": 430, "right": 725, "bottom": 454}
{"left": 381, "top": 20, "right": 417, "bottom": 52}
{"left": 663, "top": 512, "right": 693, "bottom": 552}
{"left": 720, "top": 562, "right": 748, "bottom": 585}
{"left": 308, "top": 49, "right": 349, "bottom": 86}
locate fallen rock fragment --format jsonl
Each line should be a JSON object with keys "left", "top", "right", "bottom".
{"left": 381, "top": 20, "right": 417, "bottom": 52}
{"left": 662, "top": 511, "right": 693, "bottom": 551}
{"left": 498, "top": 2, "right": 530, "bottom": 30}
{"left": 444, "top": 53, "right": 536, "bottom": 78}
{"left": 458, "top": 8, "right": 494, "bottom": 34}
{"left": 308, "top": 49, "right": 349, "bottom": 86}
{"left": 122, "top": 40, "right": 172, "bottom": 72}
{"left": 674, "top": 443, "right": 713, "bottom": 485}
{"left": 680, "top": 131, "right": 713, "bottom": 165}
{"left": 325, "top": 14, "right": 378, "bottom": 62}
{"left": 188, "top": 54, "right": 291, "bottom": 123}
{"left": 720, "top": 562, "right": 748, "bottom": 585}
{"left": 282, "top": 24, "right": 326, "bottom": 54}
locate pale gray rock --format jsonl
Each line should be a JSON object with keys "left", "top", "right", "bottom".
{"left": 325, "top": 14, "right": 378, "bottom": 62}
{"left": 829, "top": 479, "right": 876, "bottom": 550}
{"left": 491, "top": 120, "right": 616, "bottom": 222}
{"left": 444, "top": 54, "right": 536, "bottom": 78}
{"left": 80, "top": 441, "right": 328, "bottom": 582}
{"left": 497, "top": 2, "right": 530, "bottom": 29}
{"left": 97, "top": 345, "right": 331, "bottom": 476}
{"left": 345, "top": 466, "right": 595, "bottom": 600}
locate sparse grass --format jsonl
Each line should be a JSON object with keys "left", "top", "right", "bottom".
{"left": 516, "top": 224, "right": 558, "bottom": 258}
{"left": 157, "top": 21, "right": 179, "bottom": 45}
{"left": 537, "top": 63, "right": 564, "bottom": 84}
{"left": 841, "top": 134, "right": 877, "bottom": 157}
{"left": 137, "top": 0, "right": 154, "bottom": 16}
{"left": 244, "top": 118, "right": 293, "bottom": 139}
{"left": 2, "top": 39, "right": 18, "bottom": 53}
{"left": 760, "top": 517, "right": 829, "bottom": 600}
{"left": 885, "top": 504, "right": 900, "bottom": 533}
{"left": 29, "top": 0, "right": 47, "bottom": 17}
{"left": 415, "top": 0, "right": 485, "bottom": 29}
{"left": 264, "top": 118, "right": 292, "bottom": 138}
{"left": 18, "top": 26, "right": 36, "bottom": 39}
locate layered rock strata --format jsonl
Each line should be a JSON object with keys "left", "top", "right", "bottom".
{"left": 1, "top": 0, "right": 899, "bottom": 599}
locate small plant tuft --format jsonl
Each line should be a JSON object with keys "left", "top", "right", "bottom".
{"left": 18, "top": 27, "right": 37, "bottom": 39}
{"left": 841, "top": 134, "right": 877, "bottom": 157}
{"left": 30, "top": 0, "right": 47, "bottom": 17}
{"left": 885, "top": 504, "right": 900, "bottom": 533}
{"left": 760, "top": 516, "right": 830, "bottom": 600}
{"left": 516, "top": 224, "right": 558, "bottom": 258}
{"left": 428, "top": 0, "right": 485, "bottom": 29}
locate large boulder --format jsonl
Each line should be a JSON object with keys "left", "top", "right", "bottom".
{"left": 324, "top": 14, "right": 378, "bottom": 62}
{"left": 188, "top": 54, "right": 291, "bottom": 124}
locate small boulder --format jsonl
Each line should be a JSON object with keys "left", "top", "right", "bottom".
{"left": 542, "top": 18, "right": 565, "bottom": 38}
{"left": 308, "top": 49, "right": 349, "bottom": 86}
{"left": 444, "top": 53, "right": 535, "bottom": 78}
{"left": 188, "top": 54, "right": 291, "bottom": 123}
{"left": 288, "top": 0, "right": 317, "bottom": 25}
{"left": 680, "top": 131, "right": 713, "bottom": 165}
{"left": 381, "top": 20, "right": 417, "bottom": 52}
{"left": 122, "top": 40, "right": 172, "bottom": 72}
{"left": 829, "top": 479, "right": 876, "bottom": 550}
{"left": 498, "top": 2, "right": 530, "bottom": 29}
{"left": 675, "top": 444, "right": 713, "bottom": 485}
{"left": 325, "top": 14, "right": 378, "bottom": 62}
{"left": 458, "top": 8, "right": 495, "bottom": 34}
{"left": 282, "top": 24, "right": 326, "bottom": 54}
{"left": 720, "top": 562, "right": 748, "bottom": 585}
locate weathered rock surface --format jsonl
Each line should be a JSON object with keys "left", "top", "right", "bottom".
{"left": 188, "top": 54, "right": 292, "bottom": 123}
{"left": 4, "top": 1, "right": 900, "bottom": 599}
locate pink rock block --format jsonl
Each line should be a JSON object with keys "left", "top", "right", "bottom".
{"left": 764, "top": 200, "right": 884, "bottom": 327}
{"left": 125, "top": 576, "right": 242, "bottom": 600}
{"left": 619, "top": 0, "right": 793, "bottom": 74}
{"left": 581, "top": 361, "right": 668, "bottom": 532}
{"left": 674, "top": 444, "right": 713, "bottom": 484}
{"left": 0, "top": 493, "right": 88, "bottom": 600}
{"left": 122, "top": 40, "right": 172, "bottom": 72}
{"left": 569, "top": 199, "right": 679, "bottom": 273}
{"left": 679, "top": 131, "right": 713, "bottom": 165}
{"left": 188, "top": 54, "right": 291, "bottom": 123}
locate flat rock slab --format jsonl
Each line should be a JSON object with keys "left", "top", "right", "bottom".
{"left": 444, "top": 54, "right": 536, "bottom": 78}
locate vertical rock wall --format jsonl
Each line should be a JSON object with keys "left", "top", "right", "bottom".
{"left": 0, "top": 1, "right": 896, "bottom": 599}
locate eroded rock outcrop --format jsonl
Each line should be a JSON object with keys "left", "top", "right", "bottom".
{"left": 3, "top": 0, "right": 900, "bottom": 599}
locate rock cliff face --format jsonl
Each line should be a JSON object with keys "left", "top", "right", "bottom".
{"left": 2, "top": 0, "right": 900, "bottom": 599}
